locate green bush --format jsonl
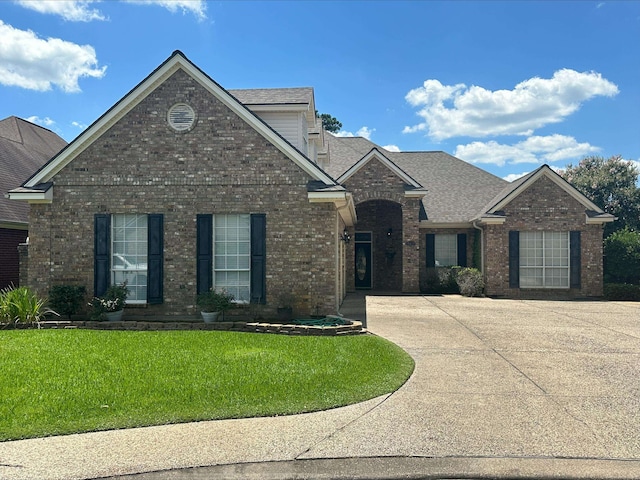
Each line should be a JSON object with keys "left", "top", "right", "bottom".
{"left": 604, "top": 228, "right": 640, "bottom": 284}
{"left": 0, "top": 286, "right": 58, "bottom": 327}
{"left": 456, "top": 267, "right": 485, "bottom": 297}
{"left": 604, "top": 283, "right": 640, "bottom": 301}
{"left": 424, "top": 267, "right": 460, "bottom": 294}
{"left": 49, "top": 285, "right": 86, "bottom": 320}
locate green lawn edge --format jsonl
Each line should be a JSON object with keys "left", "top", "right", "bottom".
{"left": 1, "top": 330, "right": 414, "bottom": 441}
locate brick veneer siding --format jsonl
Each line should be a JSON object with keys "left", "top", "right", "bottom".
{"left": 484, "top": 175, "right": 604, "bottom": 298}
{"left": 343, "top": 157, "right": 421, "bottom": 292}
{"left": 0, "top": 228, "right": 28, "bottom": 289}
{"left": 25, "top": 69, "right": 340, "bottom": 318}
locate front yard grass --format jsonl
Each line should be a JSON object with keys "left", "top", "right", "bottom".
{"left": 0, "top": 330, "right": 413, "bottom": 441}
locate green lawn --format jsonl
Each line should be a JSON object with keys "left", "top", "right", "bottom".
{"left": 0, "top": 330, "right": 413, "bottom": 440}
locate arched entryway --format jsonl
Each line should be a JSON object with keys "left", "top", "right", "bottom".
{"left": 352, "top": 200, "right": 403, "bottom": 291}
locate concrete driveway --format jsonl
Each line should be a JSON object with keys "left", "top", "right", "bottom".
{"left": 0, "top": 295, "right": 638, "bottom": 479}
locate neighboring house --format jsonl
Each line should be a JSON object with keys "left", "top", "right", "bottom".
{"left": 7, "top": 51, "right": 614, "bottom": 319}
{"left": 0, "top": 117, "right": 67, "bottom": 289}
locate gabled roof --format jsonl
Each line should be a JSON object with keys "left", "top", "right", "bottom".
{"left": 337, "top": 147, "right": 424, "bottom": 191}
{"left": 325, "top": 134, "right": 508, "bottom": 224}
{"left": 229, "top": 87, "right": 316, "bottom": 125}
{"left": 0, "top": 117, "right": 66, "bottom": 225}
{"left": 477, "top": 164, "right": 616, "bottom": 224}
{"left": 15, "top": 51, "right": 337, "bottom": 196}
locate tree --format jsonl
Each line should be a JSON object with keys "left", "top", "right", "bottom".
{"left": 316, "top": 111, "right": 342, "bottom": 133}
{"left": 604, "top": 228, "right": 640, "bottom": 284}
{"left": 561, "top": 155, "right": 640, "bottom": 236}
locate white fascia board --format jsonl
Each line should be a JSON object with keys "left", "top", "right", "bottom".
{"left": 586, "top": 214, "right": 616, "bottom": 224}
{"left": 419, "top": 221, "right": 474, "bottom": 229}
{"left": 405, "top": 189, "right": 428, "bottom": 198}
{"left": 0, "top": 221, "right": 28, "bottom": 230}
{"left": 25, "top": 52, "right": 336, "bottom": 188}
{"left": 308, "top": 191, "right": 356, "bottom": 226}
{"left": 490, "top": 166, "right": 605, "bottom": 214}
{"left": 7, "top": 188, "right": 53, "bottom": 203}
{"left": 337, "top": 149, "right": 422, "bottom": 188}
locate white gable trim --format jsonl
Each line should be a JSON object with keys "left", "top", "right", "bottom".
{"left": 488, "top": 165, "right": 606, "bottom": 215}
{"left": 336, "top": 148, "right": 423, "bottom": 188}
{"left": 23, "top": 51, "right": 335, "bottom": 188}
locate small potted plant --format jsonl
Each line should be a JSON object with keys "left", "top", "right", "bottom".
{"left": 197, "top": 288, "right": 234, "bottom": 322}
{"left": 89, "top": 282, "right": 128, "bottom": 321}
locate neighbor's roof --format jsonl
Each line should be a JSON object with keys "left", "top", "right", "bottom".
{"left": 0, "top": 117, "right": 66, "bottom": 224}
{"left": 325, "top": 134, "right": 508, "bottom": 224}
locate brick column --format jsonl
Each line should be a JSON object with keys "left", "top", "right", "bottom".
{"left": 402, "top": 199, "right": 420, "bottom": 293}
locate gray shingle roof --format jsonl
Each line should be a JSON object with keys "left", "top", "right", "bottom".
{"left": 325, "top": 134, "right": 508, "bottom": 223}
{"left": 0, "top": 117, "right": 67, "bottom": 224}
{"left": 228, "top": 87, "right": 314, "bottom": 106}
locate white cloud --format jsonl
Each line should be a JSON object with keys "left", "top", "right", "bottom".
{"left": 15, "top": 0, "right": 107, "bottom": 22}
{"left": 503, "top": 171, "right": 529, "bottom": 182}
{"left": 404, "top": 69, "right": 619, "bottom": 140}
{"left": 26, "top": 116, "right": 55, "bottom": 127}
{"left": 335, "top": 126, "right": 375, "bottom": 140}
{"left": 383, "top": 145, "right": 401, "bottom": 152}
{"left": 72, "top": 121, "right": 88, "bottom": 130}
{"left": 124, "top": 0, "right": 207, "bottom": 20}
{"left": 454, "top": 134, "right": 600, "bottom": 167}
{"left": 0, "top": 21, "right": 106, "bottom": 92}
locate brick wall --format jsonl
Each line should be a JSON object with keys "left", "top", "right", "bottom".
{"left": 25, "top": 69, "right": 340, "bottom": 318}
{"left": 343, "top": 157, "right": 421, "bottom": 292}
{"left": 484, "top": 175, "right": 604, "bottom": 298}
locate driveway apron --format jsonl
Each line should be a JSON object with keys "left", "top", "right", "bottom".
{"left": 305, "top": 295, "right": 639, "bottom": 460}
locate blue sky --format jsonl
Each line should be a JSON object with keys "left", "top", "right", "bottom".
{"left": 1, "top": 0, "right": 638, "bottom": 182}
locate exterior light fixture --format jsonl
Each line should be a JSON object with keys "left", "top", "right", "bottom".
{"left": 340, "top": 229, "right": 351, "bottom": 243}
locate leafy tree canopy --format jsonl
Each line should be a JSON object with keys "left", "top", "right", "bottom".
{"left": 316, "top": 111, "right": 342, "bottom": 133}
{"left": 561, "top": 155, "right": 640, "bottom": 236}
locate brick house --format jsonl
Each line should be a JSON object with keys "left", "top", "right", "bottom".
{"left": 8, "top": 51, "right": 613, "bottom": 318}
{"left": 0, "top": 117, "right": 67, "bottom": 289}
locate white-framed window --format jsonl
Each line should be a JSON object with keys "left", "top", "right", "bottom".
{"left": 434, "top": 234, "right": 457, "bottom": 267}
{"left": 112, "top": 214, "right": 148, "bottom": 303}
{"left": 214, "top": 214, "right": 251, "bottom": 302}
{"left": 520, "top": 231, "right": 569, "bottom": 288}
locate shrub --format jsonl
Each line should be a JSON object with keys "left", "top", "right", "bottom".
{"left": 49, "top": 285, "right": 87, "bottom": 320}
{"left": 0, "top": 286, "right": 58, "bottom": 327}
{"left": 455, "top": 267, "right": 485, "bottom": 297}
{"left": 604, "top": 228, "right": 640, "bottom": 284}
{"left": 604, "top": 283, "right": 640, "bottom": 301}
{"left": 424, "top": 267, "right": 460, "bottom": 294}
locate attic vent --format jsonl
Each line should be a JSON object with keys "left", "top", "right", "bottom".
{"left": 168, "top": 103, "right": 196, "bottom": 132}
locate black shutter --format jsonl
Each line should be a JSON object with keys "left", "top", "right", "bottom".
{"left": 147, "top": 214, "right": 164, "bottom": 304}
{"left": 457, "top": 233, "right": 467, "bottom": 267}
{"left": 426, "top": 234, "right": 435, "bottom": 268}
{"left": 94, "top": 214, "right": 111, "bottom": 297}
{"left": 509, "top": 230, "right": 520, "bottom": 288}
{"left": 250, "top": 213, "right": 266, "bottom": 304}
{"left": 570, "top": 231, "right": 581, "bottom": 289}
{"left": 196, "top": 214, "right": 213, "bottom": 295}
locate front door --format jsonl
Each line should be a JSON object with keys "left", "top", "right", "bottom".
{"left": 354, "top": 232, "right": 372, "bottom": 289}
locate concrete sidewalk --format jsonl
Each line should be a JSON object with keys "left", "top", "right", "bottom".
{"left": 1, "top": 295, "right": 639, "bottom": 479}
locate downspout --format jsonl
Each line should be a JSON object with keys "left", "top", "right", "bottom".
{"left": 472, "top": 220, "right": 484, "bottom": 274}
{"left": 335, "top": 212, "right": 341, "bottom": 313}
